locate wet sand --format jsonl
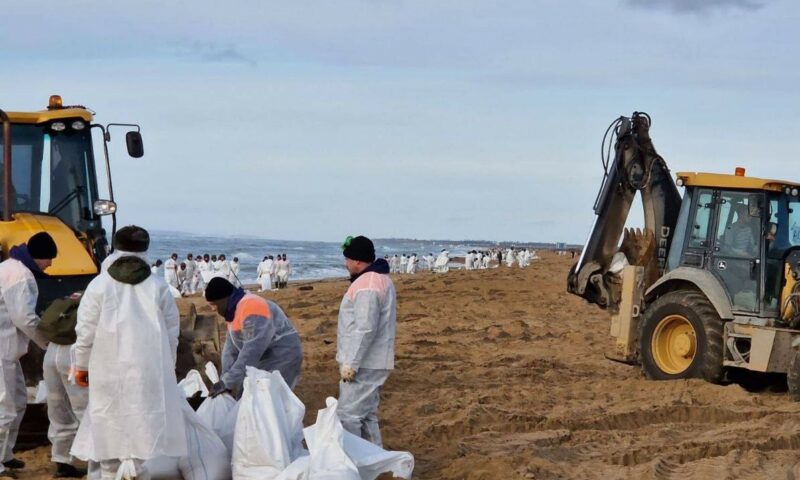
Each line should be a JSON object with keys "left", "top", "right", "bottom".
{"left": 15, "top": 252, "right": 800, "bottom": 479}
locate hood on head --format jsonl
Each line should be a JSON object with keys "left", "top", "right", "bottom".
{"left": 107, "top": 256, "right": 151, "bottom": 285}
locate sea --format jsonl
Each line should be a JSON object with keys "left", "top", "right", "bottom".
{"left": 146, "top": 230, "right": 561, "bottom": 284}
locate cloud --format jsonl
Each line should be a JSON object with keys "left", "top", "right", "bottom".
{"left": 171, "top": 42, "right": 256, "bottom": 66}
{"left": 623, "top": 0, "right": 766, "bottom": 14}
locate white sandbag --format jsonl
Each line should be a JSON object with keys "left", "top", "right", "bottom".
{"left": 304, "top": 398, "right": 360, "bottom": 480}
{"left": 178, "top": 369, "right": 209, "bottom": 398}
{"left": 304, "top": 397, "right": 414, "bottom": 480}
{"left": 276, "top": 455, "right": 310, "bottom": 480}
{"left": 144, "top": 394, "right": 231, "bottom": 480}
{"left": 232, "top": 367, "right": 306, "bottom": 480}
{"left": 197, "top": 363, "right": 239, "bottom": 454}
{"left": 196, "top": 393, "right": 238, "bottom": 454}
{"left": 343, "top": 430, "right": 414, "bottom": 479}
{"left": 178, "top": 397, "right": 232, "bottom": 480}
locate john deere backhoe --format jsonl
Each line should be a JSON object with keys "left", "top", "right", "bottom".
{"left": 568, "top": 112, "right": 800, "bottom": 397}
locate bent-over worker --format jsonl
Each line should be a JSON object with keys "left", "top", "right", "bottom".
{"left": 205, "top": 277, "right": 303, "bottom": 397}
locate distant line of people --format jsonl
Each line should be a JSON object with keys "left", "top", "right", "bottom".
{"left": 255, "top": 254, "right": 292, "bottom": 291}
{"left": 153, "top": 253, "right": 243, "bottom": 297}
{"left": 384, "top": 247, "right": 539, "bottom": 275}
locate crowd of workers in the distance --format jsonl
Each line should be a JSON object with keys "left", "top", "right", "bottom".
{"left": 0, "top": 229, "right": 396, "bottom": 479}
{"left": 152, "top": 246, "right": 543, "bottom": 299}
{"left": 386, "top": 246, "right": 539, "bottom": 274}
{"left": 150, "top": 252, "right": 294, "bottom": 297}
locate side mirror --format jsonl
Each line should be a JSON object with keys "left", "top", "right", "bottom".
{"left": 94, "top": 199, "right": 117, "bottom": 216}
{"left": 126, "top": 131, "right": 144, "bottom": 158}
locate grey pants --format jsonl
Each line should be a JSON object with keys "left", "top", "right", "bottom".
{"left": 338, "top": 368, "right": 391, "bottom": 447}
{"left": 44, "top": 344, "right": 88, "bottom": 465}
{"left": 0, "top": 359, "right": 26, "bottom": 471}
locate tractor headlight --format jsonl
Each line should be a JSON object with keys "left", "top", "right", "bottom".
{"left": 793, "top": 188, "right": 799, "bottom": 197}
{"left": 93, "top": 199, "right": 117, "bottom": 216}
{"left": 71, "top": 120, "right": 85, "bottom": 131}
{"left": 50, "top": 121, "right": 66, "bottom": 132}
{"left": 676, "top": 178, "right": 685, "bottom": 187}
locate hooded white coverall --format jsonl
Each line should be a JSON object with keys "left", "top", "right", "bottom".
{"left": 229, "top": 261, "right": 241, "bottom": 286}
{"left": 405, "top": 255, "right": 416, "bottom": 274}
{"left": 276, "top": 259, "right": 291, "bottom": 286}
{"left": 71, "top": 252, "right": 187, "bottom": 479}
{"left": 217, "top": 260, "right": 231, "bottom": 281}
{"left": 0, "top": 258, "right": 50, "bottom": 474}
{"left": 44, "top": 343, "right": 88, "bottom": 467}
{"left": 256, "top": 260, "right": 271, "bottom": 292}
{"left": 336, "top": 268, "right": 396, "bottom": 447}
{"left": 184, "top": 260, "right": 196, "bottom": 295}
{"left": 164, "top": 257, "right": 178, "bottom": 289}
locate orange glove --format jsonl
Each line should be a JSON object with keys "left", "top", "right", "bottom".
{"left": 75, "top": 370, "right": 89, "bottom": 387}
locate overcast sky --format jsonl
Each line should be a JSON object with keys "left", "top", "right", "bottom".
{"left": 1, "top": 0, "right": 798, "bottom": 243}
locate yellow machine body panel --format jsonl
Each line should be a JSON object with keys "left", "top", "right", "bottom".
{"left": 0, "top": 213, "right": 98, "bottom": 275}
{"left": 676, "top": 171, "right": 800, "bottom": 192}
{"left": 782, "top": 264, "right": 798, "bottom": 322}
{"left": 4, "top": 108, "right": 93, "bottom": 124}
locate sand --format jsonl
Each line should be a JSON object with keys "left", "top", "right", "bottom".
{"left": 14, "top": 252, "right": 800, "bottom": 479}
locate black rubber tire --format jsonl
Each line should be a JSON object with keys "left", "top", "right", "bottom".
{"left": 788, "top": 350, "right": 800, "bottom": 401}
{"left": 640, "top": 290, "right": 725, "bottom": 383}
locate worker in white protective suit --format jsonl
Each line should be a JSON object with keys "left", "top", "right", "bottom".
{"left": 184, "top": 254, "right": 196, "bottom": 295}
{"left": 71, "top": 226, "right": 187, "bottom": 479}
{"left": 505, "top": 248, "right": 516, "bottom": 267}
{"left": 464, "top": 251, "right": 473, "bottom": 270}
{"left": 434, "top": 249, "right": 450, "bottom": 273}
{"left": 164, "top": 253, "right": 179, "bottom": 289}
{"left": 338, "top": 235, "right": 396, "bottom": 446}
{"left": 256, "top": 256, "right": 272, "bottom": 292}
{"left": 0, "top": 232, "right": 56, "bottom": 478}
{"left": 406, "top": 254, "right": 417, "bottom": 274}
{"left": 217, "top": 254, "right": 231, "bottom": 281}
{"left": 40, "top": 289, "right": 89, "bottom": 478}
{"left": 276, "top": 254, "right": 291, "bottom": 288}
{"left": 399, "top": 254, "right": 407, "bottom": 274}
{"left": 205, "top": 277, "right": 303, "bottom": 397}
{"left": 197, "top": 254, "right": 212, "bottom": 288}
{"left": 150, "top": 259, "right": 162, "bottom": 275}
{"left": 229, "top": 257, "right": 241, "bottom": 286}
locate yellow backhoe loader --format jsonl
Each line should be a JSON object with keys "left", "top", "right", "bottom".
{"left": 568, "top": 112, "right": 800, "bottom": 397}
{"left": 2, "top": 97, "right": 223, "bottom": 447}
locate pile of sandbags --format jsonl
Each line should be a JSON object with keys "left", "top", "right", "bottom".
{"left": 151, "top": 364, "right": 414, "bottom": 479}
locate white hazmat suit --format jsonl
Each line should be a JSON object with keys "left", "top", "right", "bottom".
{"left": 44, "top": 343, "right": 88, "bottom": 467}
{"left": 164, "top": 257, "right": 178, "bottom": 289}
{"left": 337, "top": 263, "right": 396, "bottom": 446}
{"left": 0, "top": 257, "right": 50, "bottom": 474}
{"left": 71, "top": 251, "right": 187, "bottom": 478}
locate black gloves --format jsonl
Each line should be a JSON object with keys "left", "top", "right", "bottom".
{"left": 210, "top": 380, "right": 230, "bottom": 398}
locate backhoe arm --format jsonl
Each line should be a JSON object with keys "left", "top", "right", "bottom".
{"left": 567, "top": 113, "right": 682, "bottom": 311}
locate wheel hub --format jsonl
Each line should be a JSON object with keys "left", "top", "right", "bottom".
{"left": 652, "top": 314, "right": 697, "bottom": 375}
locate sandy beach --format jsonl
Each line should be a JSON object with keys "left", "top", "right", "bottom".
{"left": 13, "top": 252, "right": 800, "bottom": 479}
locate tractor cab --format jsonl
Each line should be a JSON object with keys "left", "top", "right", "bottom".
{"left": 665, "top": 169, "right": 800, "bottom": 322}
{"left": 0, "top": 95, "right": 143, "bottom": 307}
{"left": 0, "top": 96, "right": 143, "bottom": 386}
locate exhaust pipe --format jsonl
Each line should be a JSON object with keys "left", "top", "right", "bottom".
{"left": 0, "top": 109, "right": 11, "bottom": 222}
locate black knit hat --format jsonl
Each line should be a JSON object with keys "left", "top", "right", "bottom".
{"left": 205, "top": 277, "right": 235, "bottom": 301}
{"left": 27, "top": 232, "right": 58, "bottom": 260}
{"left": 342, "top": 235, "right": 375, "bottom": 263}
{"left": 113, "top": 225, "right": 150, "bottom": 252}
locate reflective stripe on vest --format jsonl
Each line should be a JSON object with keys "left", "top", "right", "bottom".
{"left": 229, "top": 294, "right": 271, "bottom": 332}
